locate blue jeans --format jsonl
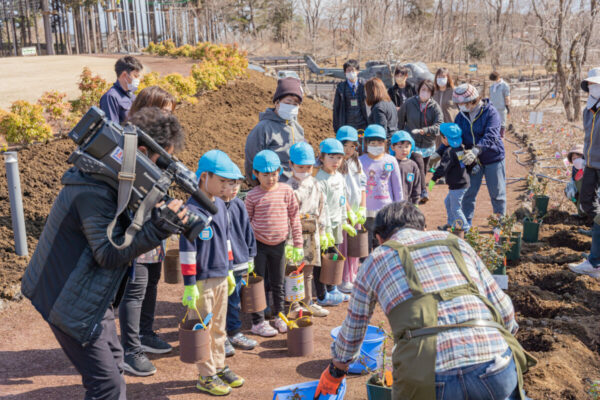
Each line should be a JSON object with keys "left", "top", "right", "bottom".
{"left": 588, "top": 222, "right": 600, "bottom": 267}
{"left": 226, "top": 271, "right": 244, "bottom": 336}
{"left": 463, "top": 159, "right": 506, "bottom": 225}
{"left": 435, "top": 349, "right": 525, "bottom": 400}
{"left": 445, "top": 188, "right": 469, "bottom": 231}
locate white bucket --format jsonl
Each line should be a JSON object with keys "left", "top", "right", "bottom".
{"left": 285, "top": 272, "right": 305, "bottom": 302}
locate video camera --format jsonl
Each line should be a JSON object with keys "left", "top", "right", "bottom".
{"left": 67, "top": 106, "right": 217, "bottom": 247}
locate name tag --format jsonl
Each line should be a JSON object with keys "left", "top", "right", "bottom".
{"left": 199, "top": 226, "right": 214, "bottom": 241}
{"left": 340, "top": 195, "right": 346, "bottom": 206}
{"left": 350, "top": 99, "right": 359, "bottom": 107}
{"left": 384, "top": 163, "right": 394, "bottom": 172}
{"left": 406, "top": 173, "right": 414, "bottom": 183}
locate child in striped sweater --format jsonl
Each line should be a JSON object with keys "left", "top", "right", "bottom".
{"left": 245, "top": 150, "right": 303, "bottom": 336}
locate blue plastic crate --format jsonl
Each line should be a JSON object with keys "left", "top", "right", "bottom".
{"left": 273, "top": 378, "right": 347, "bottom": 400}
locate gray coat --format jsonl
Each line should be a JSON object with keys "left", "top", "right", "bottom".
{"left": 367, "top": 100, "right": 398, "bottom": 139}
{"left": 583, "top": 106, "right": 600, "bottom": 169}
{"left": 245, "top": 108, "right": 305, "bottom": 183}
{"left": 21, "top": 168, "right": 171, "bottom": 345}
{"left": 398, "top": 96, "right": 444, "bottom": 149}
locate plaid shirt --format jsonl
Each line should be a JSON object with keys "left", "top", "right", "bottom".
{"left": 332, "top": 229, "right": 518, "bottom": 372}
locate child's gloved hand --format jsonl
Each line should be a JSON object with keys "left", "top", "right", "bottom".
{"left": 292, "top": 247, "right": 304, "bottom": 262}
{"left": 342, "top": 223, "right": 357, "bottom": 237}
{"left": 347, "top": 209, "right": 359, "bottom": 227}
{"left": 357, "top": 206, "right": 367, "bottom": 225}
{"left": 285, "top": 244, "right": 294, "bottom": 261}
{"left": 227, "top": 271, "right": 236, "bottom": 296}
{"left": 326, "top": 232, "right": 335, "bottom": 248}
{"left": 247, "top": 260, "right": 254, "bottom": 275}
{"left": 182, "top": 284, "right": 200, "bottom": 309}
{"left": 319, "top": 234, "right": 329, "bottom": 251}
{"left": 428, "top": 180, "right": 436, "bottom": 192}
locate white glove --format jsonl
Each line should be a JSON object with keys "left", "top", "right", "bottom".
{"left": 463, "top": 147, "right": 480, "bottom": 165}
{"left": 411, "top": 129, "right": 424, "bottom": 136}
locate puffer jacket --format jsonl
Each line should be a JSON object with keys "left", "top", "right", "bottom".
{"left": 21, "top": 168, "right": 171, "bottom": 346}
{"left": 454, "top": 99, "right": 505, "bottom": 165}
{"left": 583, "top": 105, "right": 600, "bottom": 169}
{"left": 244, "top": 108, "right": 305, "bottom": 183}
{"left": 397, "top": 96, "right": 443, "bottom": 149}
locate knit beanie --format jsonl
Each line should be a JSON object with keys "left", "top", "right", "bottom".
{"left": 273, "top": 77, "right": 303, "bottom": 103}
{"left": 453, "top": 84, "right": 479, "bottom": 104}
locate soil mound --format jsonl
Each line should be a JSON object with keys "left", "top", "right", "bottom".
{"left": 0, "top": 70, "right": 333, "bottom": 298}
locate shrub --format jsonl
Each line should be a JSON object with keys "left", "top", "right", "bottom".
{"left": 137, "top": 72, "right": 198, "bottom": 104}
{"left": 72, "top": 67, "right": 110, "bottom": 115}
{"left": 0, "top": 101, "right": 53, "bottom": 144}
{"left": 37, "top": 91, "right": 72, "bottom": 122}
{"left": 191, "top": 62, "right": 228, "bottom": 91}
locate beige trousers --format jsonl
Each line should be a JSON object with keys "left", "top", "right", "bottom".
{"left": 194, "top": 277, "right": 228, "bottom": 377}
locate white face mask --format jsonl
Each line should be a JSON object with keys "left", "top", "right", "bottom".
{"left": 367, "top": 145, "right": 385, "bottom": 156}
{"left": 346, "top": 71, "right": 358, "bottom": 82}
{"left": 277, "top": 102, "right": 299, "bottom": 120}
{"left": 127, "top": 75, "right": 140, "bottom": 92}
{"left": 293, "top": 170, "right": 309, "bottom": 180}
{"left": 458, "top": 104, "right": 469, "bottom": 113}
{"left": 419, "top": 91, "right": 431, "bottom": 102}
{"left": 573, "top": 158, "right": 585, "bottom": 170}
{"left": 588, "top": 84, "right": 600, "bottom": 109}
{"left": 436, "top": 77, "right": 448, "bottom": 87}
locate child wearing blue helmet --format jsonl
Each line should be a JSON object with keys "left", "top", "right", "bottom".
{"left": 430, "top": 123, "right": 472, "bottom": 234}
{"left": 390, "top": 130, "right": 422, "bottom": 204}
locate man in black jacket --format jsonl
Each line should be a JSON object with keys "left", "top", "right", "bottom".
{"left": 21, "top": 108, "right": 188, "bottom": 400}
{"left": 332, "top": 59, "right": 369, "bottom": 134}
{"left": 388, "top": 65, "right": 416, "bottom": 110}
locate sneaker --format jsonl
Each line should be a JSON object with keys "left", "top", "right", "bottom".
{"left": 329, "top": 288, "right": 349, "bottom": 303}
{"left": 228, "top": 332, "right": 257, "bottom": 350}
{"left": 217, "top": 366, "right": 244, "bottom": 388}
{"left": 437, "top": 224, "right": 451, "bottom": 231}
{"left": 224, "top": 337, "right": 235, "bottom": 357}
{"left": 273, "top": 317, "right": 288, "bottom": 333}
{"left": 123, "top": 352, "right": 156, "bottom": 377}
{"left": 339, "top": 281, "right": 354, "bottom": 294}
{"left": 317, "top": 291, "right": 343, "bottom": 307}
{"left": 140, "top": 331, "right": 172, "bottom": 354}
{"left": 250, "top": 321, "right": 278, "bottom": 337}
{"left": 308, "top": 303, "right": 329, "bottom": 317}
{"left": 196, "top": 375, "right": 232, "bottom": 396}
{"left": 569, "top": 259, "right": 600, "bottom": 278}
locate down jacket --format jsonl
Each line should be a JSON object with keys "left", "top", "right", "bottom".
{"left": 21, "top": 168, "right": 171, "bottom": 346}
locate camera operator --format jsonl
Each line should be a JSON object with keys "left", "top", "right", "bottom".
{"left": 21, "top": 107, "right": 187, "bottom": 400}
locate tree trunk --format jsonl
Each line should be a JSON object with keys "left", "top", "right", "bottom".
{"left": 149, "top": 1, "right": 157, "bottom": 43}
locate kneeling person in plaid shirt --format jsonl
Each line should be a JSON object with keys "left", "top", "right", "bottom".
{"left": 315, "top": 202, "right": 536, "bottom": 400}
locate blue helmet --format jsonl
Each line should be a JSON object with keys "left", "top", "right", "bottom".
{"left": 440, "top": 123, "right": 463, "bottom": 148}
{"left": 253, "top": 150, "right": 282, "bottom": 179}
{"left": 289, "top": 142, "right": 316, "bottom": 165}
{"left": 196, "top": 150, "right": 243, "bottom": 180}
{"left": 389, "top": 130, "right": 415, "bottom": 158}
{"left": 319, "top": 138, "right": 344, "bottom": 155}
{"left": 364, "top": 124, "right": 387, "bottom": 140}
{"left": 336, "top": 126, "right": 359, "bottom": 142}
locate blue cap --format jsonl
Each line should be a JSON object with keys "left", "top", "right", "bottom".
{"left": 440, "top": 123, "right": 463, "bottom": 148}
{"left": 289, "top": 142, "right": 316, "bottom": 165}
{"left": 336, "top": 126, "right": 359, "bottom": 142}
{"left": 364, "top": 124, "right": 387, "bottom": 140}
{"left": 253, "top": 150, "right": 281, "bottom": 175}
{"left": 319, "top": 138, "right": 344, "bottom": 155}
{"left": 196, "top": 150, "right": 243, "bottom": 180}
{"left": 389, "top": 130, "right": 415, "bottom": 157}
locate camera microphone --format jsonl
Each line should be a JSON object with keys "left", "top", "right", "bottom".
{"left": 192, "top": 188, "right": 218, "bottom": 215}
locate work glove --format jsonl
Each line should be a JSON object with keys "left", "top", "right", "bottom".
{"left": 292, "top": 247, "right": 304, "bottom": 263}
{"left": 227, "top": 271, "right": 236, "bottom": 296}
{"left": 356, "top": 206, "right": 367, "bottom": 225}
{"left": 319, "top": 234, "right": 329, "bottom": 251}
{"left": 411, "top": 128, "right": 424, "bottom": 136}
{"left": 565, "top": 181, "right": 577, "bottom": 202}
{"left": 247, "top": 260, "right": 254, "bottom": 275}
{"left": 314, "top": 364, "right": 346, "bottom": 399}
{"left": 429, "top": 151, "right": 441, "bottom": 164}
{"left": 285, "top": 244, "right": 294, "bottom": 261}
{"left": 342, "top": 223, "right": 357, "bottom": 237}
{"left": 182, "top": 284, "right": 200, "bottom": 309}
{"left": 428, "top": 180, "right": 436, "bottom": 192}
{"left": 463, "top": 147, "right": 480, "bottom": 166}
{"left": 151, "top": 202, "right": 186, "bottom": 235}
{"left": 347, "top": 209, "right": 359, "bottom": 227}
{"left": 326, "top": 232, "right": 335, "bottom": 249}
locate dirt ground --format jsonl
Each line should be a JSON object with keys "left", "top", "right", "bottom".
{"left": 1, "top": 60, "right": 599, "bottom": 399}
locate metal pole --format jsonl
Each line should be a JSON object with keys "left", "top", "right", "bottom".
{"left": 3, "top": 152, "right": 28, "bottom": 257}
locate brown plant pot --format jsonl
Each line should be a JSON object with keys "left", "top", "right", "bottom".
{"left": 179, "top": 316, "right": 210, "bottom": 364}
{"left": 287, "top": 317, "right": 314, "bottom": 357}
{"left": 241, "top": 275, "right": 267, "bottom": 313}
{"left": 347, "top": 228, "right": 369, "bottom": 258}
{"left": 320, "top": 250, "right": 345, "bottom": 285}
{"left": 163, "top": 249, "right": 182, "bottom": 284}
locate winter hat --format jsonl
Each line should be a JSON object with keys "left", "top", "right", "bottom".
{"left": 363, "top": 124, "right": 387, "bottom": 140}
{"left": 567, "top": 144, "right": 584, "bottom": 163}
{"left": 336, "top": 126, "right": 359, "bottom": 142}
{"left": 196, "top": 150, "right": 242, "bottom": 180}
{"left": 319, "top": 138, "right": 344, "bottom": 155}
{"left": 440, "top": 123, "right": 463, "bottom": 148}
{"left": 581, "top": 68, "right": 600, "bottom": 92}
{"left": 252, "top": 150, "right": 282, "bottom": 179}
{"left": 289, "top": 142, "right": 316, "bottom": 165}
{"left": 453, "top": 83, "right": 479, "bottom": 104}
{"left": 273, "top": 77, "right": 303, "bottom": 103}
{"left": 390, "top": 130, "right": 414, "bottom": 157}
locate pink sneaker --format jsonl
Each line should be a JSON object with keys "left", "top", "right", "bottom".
{"left": 250, "top": 321, "right": 277, "bottom": 337}
{"left": 273, "top": 318, "right": 288, "bottom": 333}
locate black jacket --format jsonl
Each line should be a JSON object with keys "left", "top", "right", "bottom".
{"left": 398, "top": 96, "right": 444, "bottom": 149}
{"left": 368, "top": 100, "right": 398, "bottom": 139}
{"left": 432, "top": 145, "right": 472, "bottom": 190}
{"left": 333, "top": 81, "right": 369, "bottom": 132}
{"left": 388, "top": 82, "right": 416, "bottom": 108}
{"left": 21, "top": 168, "right": 171, "bottom": 345}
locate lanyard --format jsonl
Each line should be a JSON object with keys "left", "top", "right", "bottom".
{"left": 421, "top": 101, "right": 429, "bottom": 127}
